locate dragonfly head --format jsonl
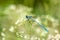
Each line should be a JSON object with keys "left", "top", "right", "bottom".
{"left": 26, "top": 15, "right": 32, "bottom": 19}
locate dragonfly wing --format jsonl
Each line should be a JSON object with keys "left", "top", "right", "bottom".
{"left": 32, "top": 18, "right": 48, "bottom": 32}
{"left": 39, "top": 24, "right": 48, "bottom": 32}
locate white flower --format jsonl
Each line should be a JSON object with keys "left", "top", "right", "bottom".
{"left": 2, "top": 37, "right": 5, "bottom": 40}
{"left": 1, "top": 32, "right": 5, "bottom": 37}
{"left": 9, "top": 26, "right": 14, "bottom": 32}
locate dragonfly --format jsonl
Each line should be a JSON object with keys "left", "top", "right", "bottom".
{"left": 26, "top": 15, "right": 48, "bottom": 32}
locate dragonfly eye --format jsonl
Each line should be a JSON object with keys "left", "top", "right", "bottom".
{"left": 26, "top": 15, "right": 28, "bottom": 18}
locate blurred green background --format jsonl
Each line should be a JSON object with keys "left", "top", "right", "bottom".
{"left": 0, "top": 0, "right": 60, "bottom": 40}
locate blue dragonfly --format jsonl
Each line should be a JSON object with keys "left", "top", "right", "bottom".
{"left": 26, "top": 15, "right": 48, "bottom": 32}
